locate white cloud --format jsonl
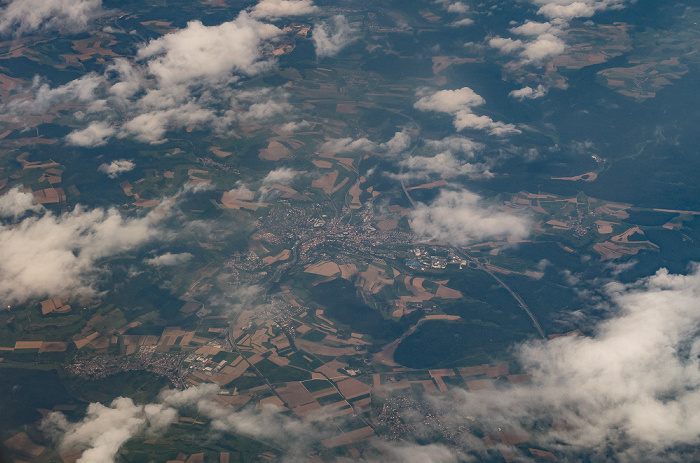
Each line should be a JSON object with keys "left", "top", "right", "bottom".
{"left": 136, "top": 15, "right": 281, "bottom": 86}
{"left": 397, "top": 151, "right": 479, "bottom": 180}
{"left": 520, "top": 32, "right": 567, "bottom": 61}
{"left": 429, "top": 265, "right": 700, "bottom": 460}
{"left": 381, "top": 130, "right": 412, "bottom": 156}
{"left": 104, "top": 13, "right": 289, "bottom": 143}
{"left": 312, "top": 15, "right": 360, "bottom": 58}
{"left": 276, "top": 120, "right": 310, "bottom": 134}
{"left": 425, "top": 136, "right": 481, "bottom": 154}
{"left": 447, "top": 1, "right": 469, "bottom": 13}
{"left": 43, "top": 397, "right": 176, "bottom": 463}
{"left": 434, "top": 0, "right": 469, "bottom": 14}
{"left": 7, "top": 74, "right": 103, "bottom": 113}
{"left": 376, "top": 443, "right": 464, "bottom": 463}
{"left": 0, "top": 0, "right": 104, "bottom": 35}
{"left": 98, "top": 159, "right": 135, "bottom": 179}
{"left": 13, "top": 12, "right": 294, "bottom": 145}
{"left": 531, "top": 0, "right": 633, "bottom": 20}
{"left": 144, "top": 252, "right": 193, "bottom": 266}
{"left": 47, "top": 383, "right": 337, "bottom": 462}
{"left": 449, "top": 18, "right": 474, "bottom": 27}
{"left": 249, "top": 0, "right": 318, "bottom": 19}
{"left": 0, "top": 187, "right": 43, "bottom": 220}
{"left": 0, "top": 205, "right": 163, "bottom": 304}
{"left": 536, "top": 1, "right": 596, "bottom": 19}
{"left": 509, "top": 20, "right": 555, "bottom": 36}
{"left": 414, "top": 87, "right": 484, "bottom": 114}
{"left": 160, "top": 385, "right": 342, "bottom": 459}
{"left": 606, "top": 259, "right": 638, "bottom": 276}
{"left": 490, "top": 33, "right": 566, "bottom": 63}
{"left": 489, "top": 1, "right": 633, "bottom": 65}
{"left": 414, "top": 88, "right": 520, "bottom": 136}
{"left": 453, "top": 111, "right": 520, "bottom": 136}
{"left": 447, "top": 2, "right": 469, "bottom": 13}
{"left": 320, "top": 137, "right": 375, "bottom": 153}
{"left": 410, "top": 188, "right": 531, "bottom": 245}
{"left": 42, "top": 262, "right": 700, "bottom": 462}
{"left": 509, "top": 84, "right": 548, "bottom": 100}
{"left": 261, "top": 167, "right": 300, "bottom": 187}
{"left": 393, "top": 136, "right": 485, "bottom": 180}
{"left": 66, "top": 122, "right": 116, "bottom": 147}
{"left": 227, "top": 88, "right": 293, "bottom": 123}
{"left": 119, "top": 103, "right": 215, "bottom": 144}
{"left": 488, "top": 37, "right": 525, "bottom": 54}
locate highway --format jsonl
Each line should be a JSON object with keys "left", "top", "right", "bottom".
{"left": 398, "top": 142, "right": 546, "bottom": 340}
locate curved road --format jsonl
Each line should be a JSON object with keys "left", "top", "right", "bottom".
{"left": 398, "top": 137, "right": 546, "bottom": 339}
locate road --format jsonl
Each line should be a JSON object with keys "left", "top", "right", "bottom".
{"left": 226, "top": 329, "right": 290, "bottom": 407}
{"left": 398, "top": 141, "right": 546, "bottom": 339}
{"left": 453, "top": 248, "right": 546, "bottom": 339}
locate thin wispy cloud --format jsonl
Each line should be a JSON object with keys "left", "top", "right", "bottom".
{"left": 312, "top": 15, "right": 360, "bottom": 58}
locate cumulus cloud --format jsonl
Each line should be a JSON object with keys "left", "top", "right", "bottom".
{"left": 98, "top": 159, "right": 135, "bottom": 178}
{"left": 489, "top": 32, "right": 566, "bottom": 63}
{"left": 50, "top": 265, "right": 700, "bottom": 462}
{"left": 449, "top": 18, "right": 474, "bottom": 27}
{"left": 410, "top": 188, "right": 531, "bottom": 245}
{"left": 509, "top": 84, "right": 548, "bottom": 100}
{"left": 46, "top": 383, "right": 340, "bottom": 462}
{"left": 537, "top": 1, "right": 596, "bottom": 18}
{"left": 0, "top": 205, "right": 163, "bottom": 304}
{"left": 107, "top": 12, "right": 290, "bottom": 143}
{"left": 10, "top": 11, "right": 295, "bottom": 145}
{"left": 510, "top": 20, "right": 556, "bottom": 36}
{"left": 320, "top": 137, "right": 375, "bottom": 153}
{"left": 380, "top": 130, "right": 412, "bottom": 156}
{"left": 520, "top": 33, "right": 567, "bottom": 61}
{"left": 434, "top": 0, "right": 469, "bottom": 13}
{"left": 531, "top": 0, "right": 632, "bottom": 20}
{"left": 259, "top": 167, "right": 301, "bottom": 199}
{"left": 144, "top": 252, "right": 193, "bottom": 267}
{"left": 136, "top": 15, "right": 281, "bottom": 86}
{"left": 119, "top": 103, "right": 216, "bottom": 144}
{"left": 414, "top": 88, "right": 520, "bottom": 136}
{"left": 446, "top": 1, "right": 469, "bottom": 13}
{"left": 249, "top": 0, "right": 318, "bottom": 19}
{"left": 0, "top": 0, "right": 105, "bottom": 35}
{"left": 488, "top": 37, "right": 525, "bottom": 54}
{"left": 489, "top": 1, "right": 634, "bottom": 65}
{"left": 415, "top": 87, "right": 484, "bottom": 114}
{"left": 425, "top": 136, "right": 481, "bottom": 155}
{"left": 226, "top": 88, "right": 293, "bottom": 123}
{"left": 43, "top": 397, "right": 176, "bottom": 463}
{"left": 396, "top": 151, "right": 479, "bottom": 180}
{"left": 0, "top": 187, "right": 43, "bottom": 220}
{"left": 420, "top": 265, "right": 700, "bottom": 461}
{"left": 66, "top": 121, "right": 116, "bottom": 147}
{"left": 261, "top": 167, "right": 300, "bottom": 187}
{"left": 43, "top": 260, "right": 700, "bottom": 463}
{"left": 312, "top": 15, "right": 360, "bottom": 58}
{"left": 276, "top": 120, "right": 310, "bottom": 134}
{"left": 393, "top": 136, "right": 485, "bottom": 180}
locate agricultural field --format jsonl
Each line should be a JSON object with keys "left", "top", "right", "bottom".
{"left": 1, "top": 0, "right": 700, "bottom": 462}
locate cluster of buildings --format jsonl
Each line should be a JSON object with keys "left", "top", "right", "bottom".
{"left": 68, "top": 345, "right": 186, "bottom": 387}
{"left": 406, "top": 247, "right": 466, "bottom": 271}
{"left": 376, "top": 393, "right": 468, "bottom": 447}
